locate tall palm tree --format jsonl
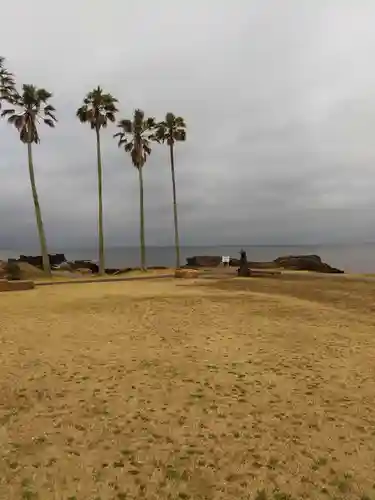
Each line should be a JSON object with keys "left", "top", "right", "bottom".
{"left": 114, "top": 109, "right": 156, "bottom": 271}
{"left": 1, "top": 84, "right": 57, "bottom": 277}
{"left": 76, "top": 87, "right": 118, "bottom": 275}
{"left": 153, "top": 113, "right": 186, "bottom": 268}
{"left": 0, "top": 56, "right": 16, "bottom": 108}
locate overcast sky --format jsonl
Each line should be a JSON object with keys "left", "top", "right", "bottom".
{"left": 1, "top": 0, "right": 375, "bottom": 250}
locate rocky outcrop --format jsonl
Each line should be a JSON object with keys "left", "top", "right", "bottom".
{"left": 18, "top": 254, "right": 67, "bottom": 268}
{"left": 274, "top": 255, "right": 344, "bottom": 274}
{"left": 186, "top": 256, "right": 220, "bottom": 267}
{"left": 186, "top": 254, "right": 344, "bottom": 273}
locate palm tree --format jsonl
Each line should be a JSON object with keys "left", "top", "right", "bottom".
{"left": 76, "top": 87, "right": 118, "bottom": 275}
{"left": 0, "top": 56, "right": 16, "bottom": 108}
{"left": 153, "top": 113, "right": 186, "bottom": 268}
{"left": 114, "top": 109, "right": 156, "bottom": 271}
{"left": 1, "top": 84, "right": 57, "bottom": 277}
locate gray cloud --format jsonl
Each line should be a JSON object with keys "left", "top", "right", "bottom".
{"left": 1, "top": 0, "right": 375, "bottom": 252}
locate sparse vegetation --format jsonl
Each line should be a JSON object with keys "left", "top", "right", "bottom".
{"left": 0, "top": 274, "right": 375, "bottom": 498}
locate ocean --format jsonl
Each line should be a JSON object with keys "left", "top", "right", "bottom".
{"left": 1, "top": 244, "right": 375, "bottom": 273}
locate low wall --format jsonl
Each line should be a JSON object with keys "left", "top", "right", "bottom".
{"left": 0, "top": 280, "right": 35, "bottom": 292}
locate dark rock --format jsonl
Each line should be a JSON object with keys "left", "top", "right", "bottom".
{"left": 237, "top": 249, "right": 251, "bottom": 277}
{"left": 186, "top": 256, "right": 221, "bottom": 267}
{"left": 53, "top": 261, "right": 73, "bottom": 271}
{"left": 274, "top": 255, "right": 344, "bottom": 274}
{"left": 105, "top": 268, "right": 122, "bottom": 275}
{"left": 186, "top": 253, "right": 343, "bottom": 274}
{"left": 18, "top": 253, "right": 67, "bottom": 268}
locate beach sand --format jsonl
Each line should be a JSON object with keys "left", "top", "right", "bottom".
{"left": 1, "top": 274, "right": 375, "bottom": 499}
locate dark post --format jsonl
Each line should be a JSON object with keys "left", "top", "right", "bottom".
{"left": 237, "top": 249, "right": 251, "bottom": 277}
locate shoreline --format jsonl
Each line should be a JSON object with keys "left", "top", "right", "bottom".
{"left": 1, "top": 244, "right": 375, "bottom": 273}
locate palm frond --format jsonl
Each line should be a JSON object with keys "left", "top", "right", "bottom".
{"left": 43, "top": 118, "right": 55, "bottom": 127}
{"left": 175, "top": 116, "right": 186, "bottom": 128}
{"left": 36, "top": 88, "right": 52, "bottom": 102}
{"left": 1, "top": 108, "right": 15, "bottom": 117}
{"left": 144, "top": 117, "right": 156, "bottom": 131}
{"left": 106, "top": 112, "right": 116, "bottom": 123}
{"left": 143, "top": 142, "right": 151, "bottom": 156}
{"left": 76, "top": 105, "right": 89, "bottom": 122}
{"left": 153, "top": 124, "right": 167, "bottom": 142}
{"left": 174, "top": 129, "right": 186, "bottom": 142}
{"left": 124, "top": 142, "right": 133, "bottom": 153}
{"left": 117, "top": 119, "right": 133, "bottom": 134}
{"left": 0, "top": 56, "right": 16, "bottom": 109}
{"left": 165, "top": 112, "right": 175, "bottom": 125}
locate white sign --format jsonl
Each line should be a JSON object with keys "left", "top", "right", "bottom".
{"left": 222, "top": 256, "right": 230, "bottom": 264}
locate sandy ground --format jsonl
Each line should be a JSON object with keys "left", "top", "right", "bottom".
{"left": 1, "top": 274, "right": 375, "bottom": 499}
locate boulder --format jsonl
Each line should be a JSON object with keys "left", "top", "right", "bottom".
{"left": 175, "top": 269, "right": 199, "bottom": 279}
{"left": 274, "top": 255, "right": 344, "bottom": 274}
{"left": 53, "top": 261, "right": 73, "bottom": 271}
{"left": 18, "top": 253, "right": 67, "bottom": 268}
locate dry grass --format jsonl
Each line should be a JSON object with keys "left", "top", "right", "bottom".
{"left": 1, "top": 274, "right": 375, "bottom": 499}
{"left": 34, "top": 267, "right": 175, "bottom": 283}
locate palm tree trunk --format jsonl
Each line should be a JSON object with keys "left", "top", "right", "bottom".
{"left": 95, "top": 127, "right": 105, "bottom": 275}
{"left": 138, "top": 166, "right": 146, "bottom": 271}
{"left": 27, "top": 142, "right": 51, "bottom": 277}
{"left": 169, "top": 143, "right": 181, "bottom": 268}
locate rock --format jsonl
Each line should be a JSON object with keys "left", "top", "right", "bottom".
{"left": 15, "top": 261, "right": 48, "bottom": 279}
{"left": 186, "top": 256, "right": 221, "bottom": 267}
{"left": 175, "top": 269, "right": 199, "bottom": 279}
{"left": 76, "top": 268, "right": 92, "bottom": 275}
{"left": 53, "top": 261, "right": 73, "bottom": 271}
{"left": 186, "top": 254, "right": 343, "bottom": 274}
{"left": 274, "top": 255, "right": 344, "bottom": 274}
{"left": 69, "top": 260, "right": 99, "bottom": 274}
{"left": 18, "top": 253, "right": 67, "bottom": 268}
{"left": 105, "top": 268, "right": 121, "bottom": 275}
